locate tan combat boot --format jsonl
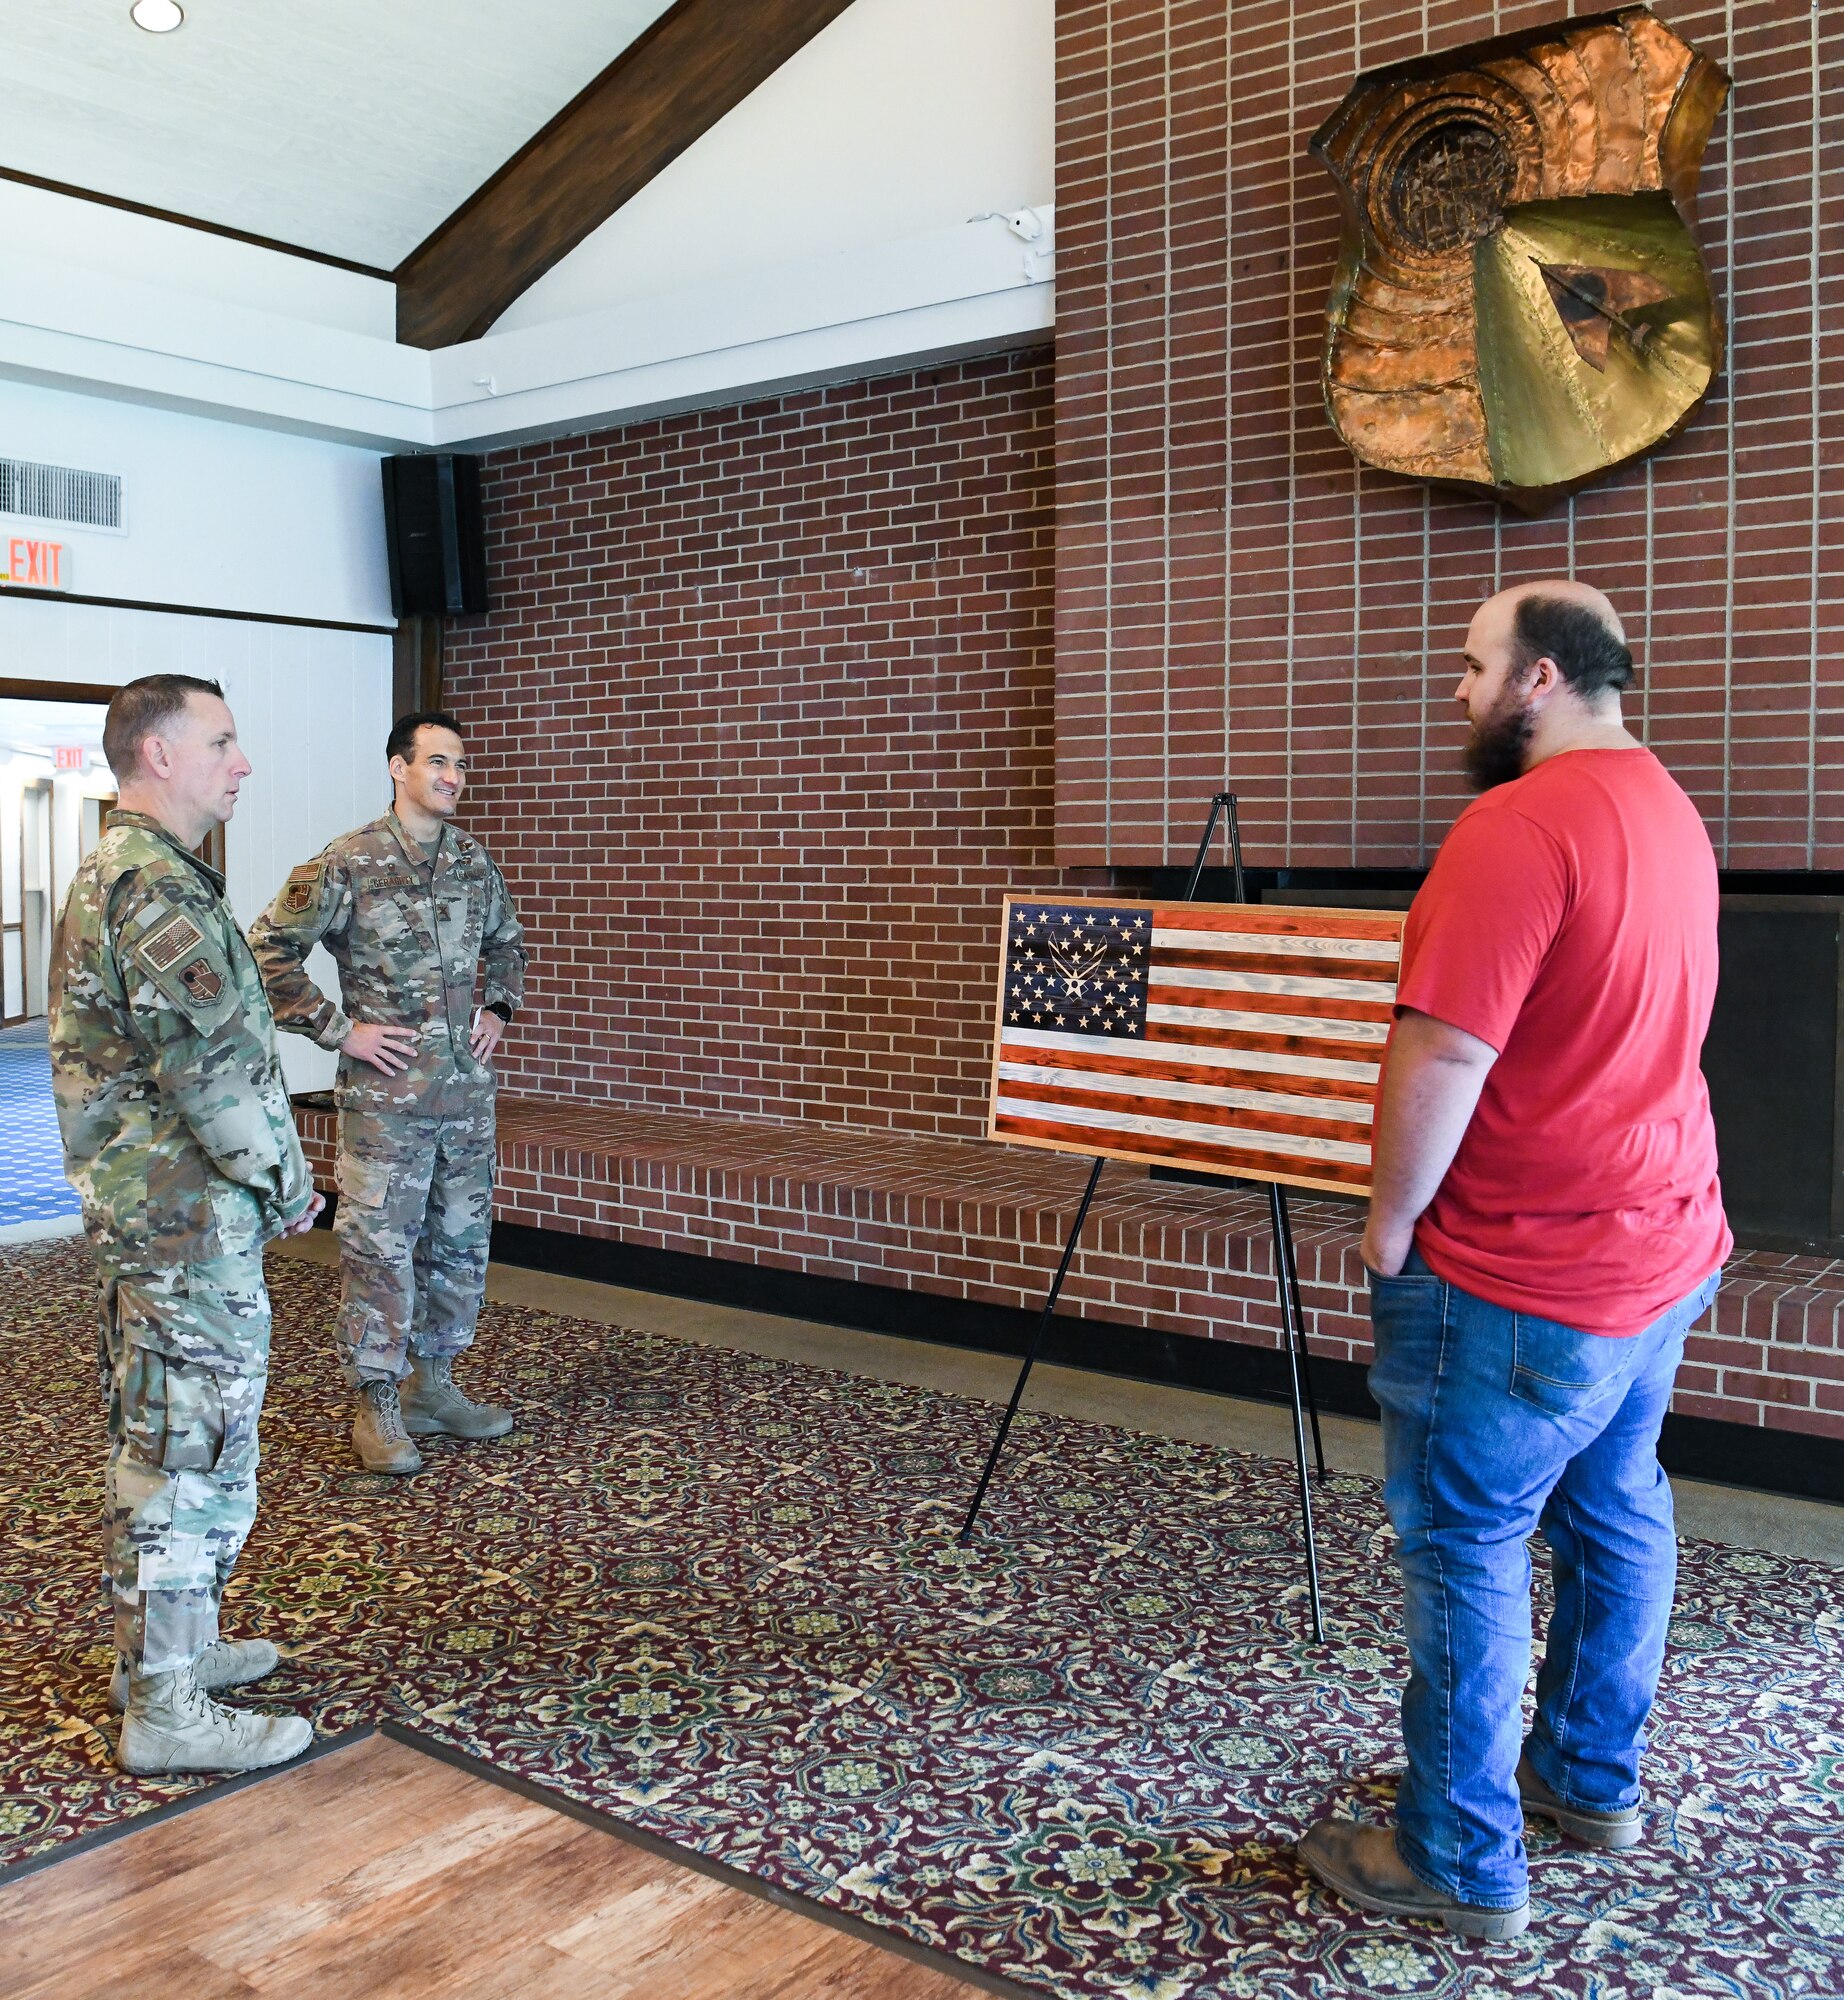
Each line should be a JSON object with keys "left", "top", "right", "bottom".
{"left": 111, "top": 1636, "right": 280, "bottom": 1712}
{"left": 401, "top": 1355, "right": 513, "bottom": 1440}
{"left": 353, "top": 1377, "right": 424, "bottom": 1473}
{"left": 116, "top": 1664, "right": 312, "bottom": 1775}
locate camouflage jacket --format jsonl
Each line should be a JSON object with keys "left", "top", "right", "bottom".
{"left": 247, "top": 810, "right": 526, "bottom": 1115}
{"left": 49, "top": 811, "right": 314, "bottom": 1262}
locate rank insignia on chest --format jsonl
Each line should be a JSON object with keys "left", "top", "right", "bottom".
{"left": 139, "top": 911, "right": 205, "bottom": 973}
{"left": 180, "top": 957, "right": 225, "bottom": 1004}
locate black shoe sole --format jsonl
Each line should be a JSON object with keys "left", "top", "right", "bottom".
{"left": 1520, "top": 1793, "right": 1642, "bottom": 1852}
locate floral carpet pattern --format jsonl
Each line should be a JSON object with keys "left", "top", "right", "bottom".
{"left": 3, "top": 1239, "right": 1843, "bottom": 1998}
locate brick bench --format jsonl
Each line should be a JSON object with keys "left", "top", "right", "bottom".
{"left": 294, "top": 1095, "right": 1844, "bottom": 1449}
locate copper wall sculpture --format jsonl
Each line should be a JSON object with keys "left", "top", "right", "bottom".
{"left": 1310, "top": 9, "right": 1730, "bottom": 512}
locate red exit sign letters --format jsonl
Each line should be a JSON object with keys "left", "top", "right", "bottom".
{"left": 0, "top": 537, "right": 68, "bottom": 589}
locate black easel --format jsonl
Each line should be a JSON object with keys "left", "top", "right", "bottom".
{"left": 958, "top": 792, "right": 1328, "bottom": 1645}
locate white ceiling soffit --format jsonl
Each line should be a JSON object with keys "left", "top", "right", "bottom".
{"left": 0, "top": 0, "right": 678, "bottom": 270}
{"left": 0, "top": 214, "right": 1054, "bottom": 452}
{"left": 431, "top": 212, "right": 1055, "bottom": 450}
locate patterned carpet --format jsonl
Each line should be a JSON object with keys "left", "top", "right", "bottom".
{"left": 2, "top": 1239, "right": 1842, "bottom": 1998}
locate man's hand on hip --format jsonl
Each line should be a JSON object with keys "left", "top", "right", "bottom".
{"left": 469, "top": 1009, "right": 505, "bottom": 1062}
{"left": 342, "top": 1021, "right": 419, "bottom": 1074}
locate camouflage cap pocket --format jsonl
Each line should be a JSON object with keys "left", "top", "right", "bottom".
{"left": 336, "top": 1152, "right": 392, "bottom": 1209}
{"left": 155, "top": 1363, "right": 228, "bottom": 1474}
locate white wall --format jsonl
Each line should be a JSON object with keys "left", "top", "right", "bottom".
{"left": 1, "top": 596, "right": 394, "bottom": 1091}
{"left": 491, "top": 0, "right": 1054, "bottom": 332}
{"left": 51, "top": 767, "right": 84, "bottom": 911}
{"left": 433, "top": 209, "right": 1053, "bottom": 450}
{"left": 0, "top": 377, "right": 393, "bottom": 627}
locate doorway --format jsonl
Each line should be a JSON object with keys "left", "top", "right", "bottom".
{"left": 1, "top": 692, "right": 116, "bottom": 1028}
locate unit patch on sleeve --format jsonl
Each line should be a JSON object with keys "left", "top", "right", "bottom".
{"left": 179, "top": 957, "right": 226, "bottom": 1005}
{"left": 280, "top": 861, "right": 324, "bottom": 916}
{"left": 137, "top": 911, "right": 205, "bottom": 973}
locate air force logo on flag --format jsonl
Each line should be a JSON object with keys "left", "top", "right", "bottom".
{"left": 1003, "top": 905, "right": 1149, "bottom": 1038}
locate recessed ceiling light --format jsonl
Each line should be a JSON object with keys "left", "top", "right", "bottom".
{"left": 130, "top": 0, "right": 185, "bottom": 31}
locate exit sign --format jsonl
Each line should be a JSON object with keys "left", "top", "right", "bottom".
{"left": 0, "top": 536, "right": 68, "bottom": 590}
{"left": 54, "top": 746, "right": 85, "bottom": 771}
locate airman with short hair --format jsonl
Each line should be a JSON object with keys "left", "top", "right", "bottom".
{"left": 52, "top": 672, "right": 321, "bottom": 1775}
{"left": 249, "top": 711, "right": 526, "bottom": 1473}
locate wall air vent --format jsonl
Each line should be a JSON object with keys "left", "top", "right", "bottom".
{"left": 0, "top": 457, "right": 125, "bottom": 533}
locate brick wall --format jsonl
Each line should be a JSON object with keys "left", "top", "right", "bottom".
{"left": 1055, "top": 0, "right": 1844, "bottom": 869}
{"left": 441, "top": 351, "right": 1062, "bottom": 1140}
{"left": 297, "top": 1097, "right": 1844, "bottom": 1445}
{"left": 415, "top": 99, "right": 1844, "bottom": 1448}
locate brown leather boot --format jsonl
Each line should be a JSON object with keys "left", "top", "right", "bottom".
{"left": 1518, "top": 1753, "right": 1643, "bottom": 1851}
{"left": 1298, "top": 1820, "right": 1530, "bottom": 1940}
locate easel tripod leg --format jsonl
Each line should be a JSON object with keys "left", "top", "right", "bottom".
{"left": 1269, "top": 1182, "right": 1326, "bottom": 1644}
{"left": 958, "top": 1156, "right": 1107, "bottom": 1545}
{"left": 1272, "top": 1185, "right": 1327, "bottom": 1480}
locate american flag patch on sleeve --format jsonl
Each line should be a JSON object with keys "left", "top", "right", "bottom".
{"left": 988, "top": 897, "right": 1404, "bottom": 1196}
{"left": 138, "top": 911, "right": 206, "bottom": 974}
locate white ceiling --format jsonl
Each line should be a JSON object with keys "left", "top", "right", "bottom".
{"left": 0, "top": 697, "right": 109, "bottom": 758}
{"left": 0, "top": 0, "right": 678, "bottom": 270}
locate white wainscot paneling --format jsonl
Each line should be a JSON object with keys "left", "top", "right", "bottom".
{"left": 0, "top": 595, "right": 392, "bottom": 1091}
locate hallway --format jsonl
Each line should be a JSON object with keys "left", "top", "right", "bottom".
{"left": 0, "top": 1019, "right": 77, "bottom": 1239}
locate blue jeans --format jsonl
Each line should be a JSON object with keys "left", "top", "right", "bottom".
{"left": 1366, "top": 1252, "right": 1720, "bottom": 1909}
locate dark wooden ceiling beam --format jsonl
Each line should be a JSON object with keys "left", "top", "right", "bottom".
{"left": 392, "top": 0, "right": 859, "bottom": 351}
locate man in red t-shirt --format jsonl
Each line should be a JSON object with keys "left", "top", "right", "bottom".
{"left": 1300, "top": 581, "right": 1729, "bottom": 1940}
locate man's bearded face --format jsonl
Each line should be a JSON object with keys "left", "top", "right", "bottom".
{"left": 1463, "top": 670, "right": 1536, "bottom": 791}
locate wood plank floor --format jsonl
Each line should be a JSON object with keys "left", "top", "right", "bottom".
{"left": 0, "top": 1734, "right": 1003, "bottom": 1999}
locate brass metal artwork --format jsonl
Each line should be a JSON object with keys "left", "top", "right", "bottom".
{"left": 1309, "top": 9, "right": 1730, "bottom": 511}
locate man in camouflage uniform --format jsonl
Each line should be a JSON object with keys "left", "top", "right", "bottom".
{"left": 249, "top": 710, "right": 526, "bottom": 1474}
{"left": 51, "top": 674, "right": 321, "bottom": 1774}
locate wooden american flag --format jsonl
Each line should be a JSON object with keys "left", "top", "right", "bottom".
{"left": 987, "top": 897, "right": 1406, "bottom": 1197}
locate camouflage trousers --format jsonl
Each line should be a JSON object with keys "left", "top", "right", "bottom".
{"left": 96, "top": 1248, "right": 270, "bottom": 1675}
{"left": 333, "top": 1106, "right": 495, "bottom": 1388}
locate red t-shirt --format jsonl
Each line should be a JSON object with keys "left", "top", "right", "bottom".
{"left": 1394, "top": 747, "right": 1731, "bottom": 1335}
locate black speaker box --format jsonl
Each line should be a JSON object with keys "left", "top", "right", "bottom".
{"left": 381, "top": 454, "right": 488, "bottom": 617}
